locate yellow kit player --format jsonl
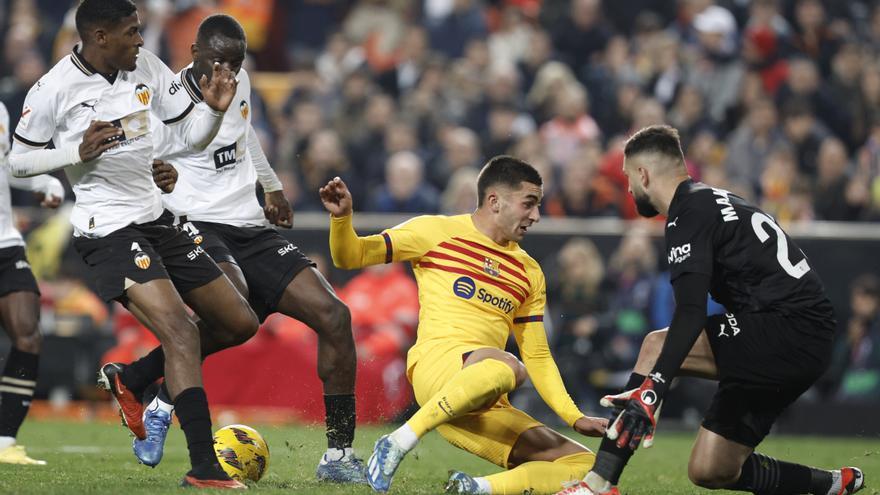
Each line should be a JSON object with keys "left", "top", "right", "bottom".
{"left": 319, "top": 156, "right": 608, "bottom": 494}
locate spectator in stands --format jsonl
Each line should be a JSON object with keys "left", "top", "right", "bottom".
{"left": 776, "top": 57, "right": 848, "bottom": 145}
{"left": 645, "top": 32, "right": 684, "bottom": 108}
{"left": 292, "top": 129, "right": 355, "bottom": 211}
{"left": 488, "top": 4, "right": 534, "bottom": 67}
{"left": 759, "top": 147, "right": 814, "bottom": 224}
{"left": 344, "top": 0, "right": 408, "bottom": 73}
{"left": 346, "top": 91, "right": 396, "bottom": 173}
{"left": 539, "top": 83, "right": 601, "bottom": 168}
{"left": 790, "top": 0, "right": 841, "bottom": 77}
{"left": 316, "top": 31, "right": 366, "bottom": 89}
{"left": 813, "top": 137, "right": 864, "bottom": 220}
{"left": 424, "top": 0, "right": 488, "bottom": 59}
{"left": 742, "top": 24, "right": 789, "bottom": 97}
{"left": 689, "top": 4, "right": 744, "bottom": 125}
{"left": 546, "top": 237, "right": 609, "bottom": 411}
{"left": 826, "top": 41, "right": 863, "bottom": 147}
{"left": 667, "top": 84, "right": 713, "bottom": 150}
{"left": 825, "top": 275, "right": 880, "bottom": 402}
{"left": 549, "top": 0, "right": 611, "bottom": 76}
{"left": 544, "top": 144, "right": 617, "bottom": 218}
{"left": 369, "top": 151, "right": 439, "bottom": 213}
{"left": 724, "top": 97, "right": 787, "bottom": 195}
{"left": 516, "top": 28, "right": 553, "bottom": 97}
{"left": 439, "top": 168, "right": 479, "bottom": 215}
{"left": 526, "top": 61, "right": 580, "bottom": 124}
{"left": 429, "top": 127, "right": 482, "bottom": 190}
{"left": 781, "top": 98, "right": 831, "bottom": 177}
{"left": 376, "top": 26, "right": 430, "bottom": 98}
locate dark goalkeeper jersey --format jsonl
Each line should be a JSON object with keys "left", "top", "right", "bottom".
{"left": 664, "top": 179, "right": 834, "bottom": 329}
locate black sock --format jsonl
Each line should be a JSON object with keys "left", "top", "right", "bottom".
{"left": 324, "top": 394, "right": 355, "bottom": 450}
{"left": 174, "top": 387, "right": 220, "bottom": 474}
{"left": 121, "top": 346, "right": 165, "bottom": 395}
{"left": 731, "top": 452, "right": 832, "bottom": 494}
{"left": 592, "top": 372, "right": 646, "bottom": 485}
{"left": 0, "top": 348, "right": 39, "bottom": 438}
{"left": 158, "top": 381, "right": 171, "bottom": 403}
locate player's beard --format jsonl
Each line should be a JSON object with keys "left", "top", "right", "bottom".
{"left": 634, "top": 191, "right": 659, "bottom": 218}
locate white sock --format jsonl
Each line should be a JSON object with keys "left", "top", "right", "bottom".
{"left": 585, "top": 471, "right": 613, "bottom": 493}
{"left": 322, "top": 447, "right": 354, "bottom": 462}
{"left": 147, "top": 393, "right": 174, "bottom": 415}
{"left": 474, "top": 476, "right": 491, "bottom": 494}
{"left": 0, "top": 436, "right": 15, "bottom": 450}
{"left": 826, "top": 469, "right": 843, "bottom": 495}
{"left": 389, "top": 423, "right": 419, "bottom": 452}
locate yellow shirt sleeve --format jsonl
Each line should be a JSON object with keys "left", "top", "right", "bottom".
{"left": 328, "top": 213, "right": 441, "bottom": 269}
{"left": 328, "top": 214, "right": 388, "bottom": 269}
{"left": 512, "top": 270, "right": 584, "bottom": 427}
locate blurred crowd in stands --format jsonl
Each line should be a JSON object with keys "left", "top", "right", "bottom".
{"left": 0, "top": 0, "right": 878, "bottom": 410}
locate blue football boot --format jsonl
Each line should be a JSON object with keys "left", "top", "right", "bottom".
{"left": 132, "top": 402, "right": 171, "bottom": 467}
{"left": 365, "top": 435, "right": 408, "bottom": 492}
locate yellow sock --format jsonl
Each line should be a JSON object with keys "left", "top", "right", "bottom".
{"left": 406, "top": 358, "right": 516, "bottom": 437}
{"left": 483, "top": 450, "right": 595, "bottom": 494}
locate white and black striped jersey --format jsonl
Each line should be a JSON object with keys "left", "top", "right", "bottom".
{"left": 153, "top": 67, "right": 265, "bottom": 227}
{"left": 10, "top": 46, "right": 195, "bottom": 237}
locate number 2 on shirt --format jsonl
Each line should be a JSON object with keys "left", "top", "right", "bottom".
{"left": 750, "top": 212, "right": 810, "bottom": 279}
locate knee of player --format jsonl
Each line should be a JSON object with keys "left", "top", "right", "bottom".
{"left": 154, "top": 315, "right": 200, "bottom": 351}
{"left": 231, "top": 305, "right": 259, "bottom": 342}
{"left": 317, "top": 298, "right": 353, "bottom": 340}
{"left": 642, "top": 329, "right": 668, "bottom": 357}
{"left": 687, "top": 459, "right": 740, "bottom": 489}
{"left": 497, "top": 353, "right": 527, "bottom": 388}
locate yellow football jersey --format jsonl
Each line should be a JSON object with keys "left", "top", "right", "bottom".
{"left": 378, "top": 214, "right": 544, "bottom": 361}
{"left": 329, "top": 212, "right": 583, "bottom": 426}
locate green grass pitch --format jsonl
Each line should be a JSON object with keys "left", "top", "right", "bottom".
{"left": 0, "top": 420, "right": 876, "bottom": 494}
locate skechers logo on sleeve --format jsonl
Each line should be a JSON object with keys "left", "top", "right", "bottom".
{"left": 213, "top": 143, "right": 237, "bottom": 168}
{"left": 668, "top": 243, "right": 691, "bottom": 264}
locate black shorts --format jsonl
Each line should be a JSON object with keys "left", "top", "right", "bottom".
{"left": 0, "top": 246, "right": 40, "bottom": 297}
{"left": 702, "top": 311, "right": 833, "bottom": 447}
{"left": 180, "top": 220, "right": 314, "bottom": 321}
{"left": 73, "top": 216, "right": 223, "bottom": 303}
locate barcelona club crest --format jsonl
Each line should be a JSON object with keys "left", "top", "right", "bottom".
{"left": 240, "top": 100, "right": 249, "bottom": 119}
{"left": 483, "top": 257, "right": 501, "bottom": 277}
{"left": 135, "top": 84, "right": 151, "bottom": 106}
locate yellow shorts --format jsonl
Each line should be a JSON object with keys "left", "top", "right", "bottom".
{"left": 408, "top": 344, "right": 543, "bottom": 468}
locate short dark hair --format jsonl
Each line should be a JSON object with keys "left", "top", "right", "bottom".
{"left": 75, "top": 0, "right": 137, "bottom": 39}
{"left": 477, "top": 155, "right": 542, "bottom": 207}
{"left": 196, "top": 14, "right": 246, "bottom": 46}
{"left": 624, "top": 125, "right": 684, "bottom": 163}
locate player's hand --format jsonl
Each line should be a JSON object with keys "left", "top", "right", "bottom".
{"left": 319, "top": 176, "right": 353, "bottom": 217}
{"left": 573, "top": 416, "right": 608, "bottom": 437}
{"left": 200, "top": 62, "right": 237, "bottom": 113}
{"left": 35, "top": 177, "right": 65, "bottom": 209}
{"left": 264, "top": 190, "right": 293, "bottom": 228}
{"left": 79, "top": 120, "right": 122, "bottom": 162}
{"left": 152, "top": 159, "right": 178, "bottom": 193}
{"left": 603, "top": 378, "right": 662, "bottom": 451}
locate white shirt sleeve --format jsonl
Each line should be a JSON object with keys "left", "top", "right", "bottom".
{"left": 143, "top": 50, "right": 224, "bottom": 151}
{"left": 8, "top": 76, "right": 83, "bottom": 177}
{"left": 248, "top": 124, "right": 282, "bottom": 193}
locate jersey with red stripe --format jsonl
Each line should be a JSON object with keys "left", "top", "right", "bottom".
{"left": 380, "top": 214, "right": 545, "bottom": 364}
